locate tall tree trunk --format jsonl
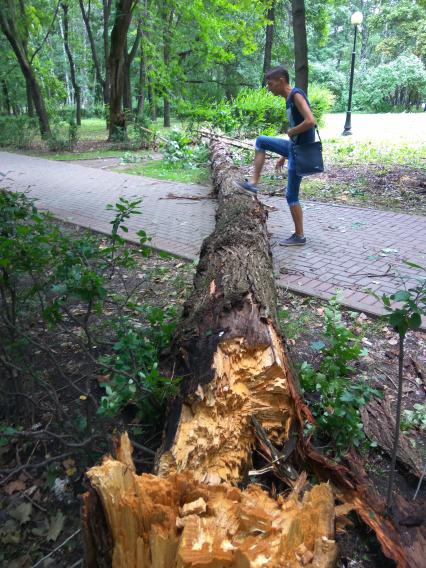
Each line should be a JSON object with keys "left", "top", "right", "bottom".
{"left": 136, "top": 38, "right": 146, "bottom": 115}
{"left": 61, "top": 3, "right": 82, "bottom": 125}
{"left": 147, "top": 77, "right": 156, "bottom": 121}
{"left": 108, "top": 0, "right": 134, "bottom": 139}
{"left": 0, "top": 2, "right": 51, "bottom": 138}
{"left": 123, "top": 39, "right": 132, "bottom": 111}
{"left": 262, "top": 0, "right": 275, "bottom": 85}
{"left": 162, "top": 10, "right": 172, "bottom": 127}
{"left": 25, "top": 76, "right": 34, "bottom": 116}
{"left": 2, "top": 79, "right": 12, "bottom": 114}
{"left": 291, "top": 0, "right": 308, "bottom": 93}
{"left": 79, "top": 0, "right": 108, "bottom": 105}
{"left": 123, "top": 20, "right": 142, "bottom": 112}
{"left": 103, "top": 0, "right": 112, "bottom": 104}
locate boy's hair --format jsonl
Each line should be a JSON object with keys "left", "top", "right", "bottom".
{"left": 264, "top": 66, "right": 289, "bottom": 83}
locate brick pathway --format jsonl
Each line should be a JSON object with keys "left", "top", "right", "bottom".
{"left": 1, "top": 151, "right": 425, "bottom": 321}
{"left": 0, "top": 151, "right": 215, "bottom": 260}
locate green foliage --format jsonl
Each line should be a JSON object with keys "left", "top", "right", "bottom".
{"left": 0, "top": 189, "right": 179, "bottom": 426}
{"left": 162, "top": 129, "right": 209, "bottom": 168}
{"left": 308, "top": 83, "right": 335, "bottom": 127}
{"left": 378, "top": 261, "right": 426, "bottom": 338}
{"left": 46, "top": 118, "right": 79, "bottom": 152}
{"left": 0, "top": 116, "right": 38, "bottom": 149}
{"left": 177, "top": 84, "right": 333, "bottom": 136}
{"left": 98, "top": 307, "right": 180, "bottom": 419}
{"left": 300, "top": 295, "right": 379, "bottom": 456}
{"left": 401, "top": 403, "right": 426, "bottom": 432}
{"left": 355, "top": 54, "right": 426, "bottom": 112}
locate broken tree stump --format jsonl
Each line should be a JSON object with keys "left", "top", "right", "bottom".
{"left": 82, "top": 141, "right": 425, "bottom": 568}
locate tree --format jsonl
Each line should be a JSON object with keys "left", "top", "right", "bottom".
{"left": 78, "top": 0, "right": 111, "bottom": 105}
{"left": 262, "top": 0, "right": 275, "bottom": 85}
{"left": 108, "top": 0, "right": 136, "bottom": 138}
{"left": 61, "top": 2, "right": 81, "bottom": 124}
{"left": 0, "top": 0, "right": 51, "bottom": 137}
{"left": 291, "top": 0, "right": 308, "bottom": 92}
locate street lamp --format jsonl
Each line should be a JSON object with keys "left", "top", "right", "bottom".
{"left": 342, "top": 11, "right": 363, "bottom": 136}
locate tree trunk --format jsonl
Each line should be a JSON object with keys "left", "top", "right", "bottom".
{"left": 79, "top": 0, "right": 108, "bottom": 105}
{"left": 147, "top": 77, "right": 156, "bottom": 121}
{"left": 81, "top": 141, "right": 426, "bottom": 568}
{"left": 136, "top": 38, "right": 146, "bottom": 115}
{"left": 2, "top": 80, "right": 12, "bottom": 114}
{"left": 108, "top": 0, "right": 134, "bottom": 139}
{"left": 103, "top": 0, "right": 112, "bottom": 105}
{"left": 123, "top": 38, "right": 132, "bottom": 111}
{"left": 0, "top": 3, "right": 51, "bottom": 137}
{"left": 262, "top": 0, "right": 275, "bottom": 85}
{"left": 61, "top": 3, "right": 82, "bottom": 125}
{"left": 291, "top": 0, "right": 308, "bottom": 93}
{"left": 123, "top": 20, "right": 142, "bottom": 113}
{"left": 162, "top": 10, "right": 172, "bottom": 127}
{"left": 25, "top": 76, "right": 34, "bottom": 117}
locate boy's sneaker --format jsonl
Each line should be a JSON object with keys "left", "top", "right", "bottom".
{"left": 236, "top": 179, "right": 258, "bottom": 195}
{"left": 279, "top": 233, "right": 306, "bottom": 246}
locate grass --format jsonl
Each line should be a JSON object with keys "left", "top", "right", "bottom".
{"left": 116, "top": 159, "right": 210, "bottom": 184}
{"left": 78, "top": 118, "right": 108, "bottom": 140}
{"left": 324, "top": 138, "right": 426, "bottom": 168}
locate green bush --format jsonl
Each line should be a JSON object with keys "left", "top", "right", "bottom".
{"left": 162, "top": 129, "right": 208, "bottom": 168}
{"left": 176, "top": 83, "right": 334, "bottom": 136}
{"left": 0, "top": 190, "right": 177, "bottom": 425}
{"left": 299, "top": 295, "right": 380, "bottom": 456}
{"left": 0, "top": 115, "right": 38, "bottom": 149}
{"left": 355, "top": 53, "right": 426, "bottom": 112}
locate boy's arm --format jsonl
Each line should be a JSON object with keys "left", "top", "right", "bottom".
{"left": 287, "top": 93, "right": 315, "bottom": 138}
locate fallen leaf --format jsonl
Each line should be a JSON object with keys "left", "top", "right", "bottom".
{"left": 47, "top": 511, "right": 65, "bottom": 542}
{"left": 4, "top": 480, "right": 26, "bottom": 495}
{"left": 9, "top": 503, "right": 32, "bottom": 525}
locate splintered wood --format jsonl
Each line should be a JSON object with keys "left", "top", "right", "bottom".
{"left": 157, "top": 326, "right": 294, "bottom": 483}
{"left": 84, "top": 454, "right": 336, "bottom": 568}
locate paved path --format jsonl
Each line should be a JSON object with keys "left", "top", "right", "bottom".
{"left": 0, "top": 151, "right": 215, "bottom": 260}
{"left": 1, "top": 151, "right": 425, "bottom": 319}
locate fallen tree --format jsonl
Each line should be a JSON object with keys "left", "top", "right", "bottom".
{"left": 81, "top": 141, "right": 425, "bottom": 567}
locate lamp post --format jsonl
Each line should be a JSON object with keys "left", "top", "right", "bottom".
{"left": 342, "top": 11, "right": 363, "bottom": 136}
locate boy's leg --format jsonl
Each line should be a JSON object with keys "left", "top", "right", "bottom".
{"left": 280, "top": 148, "right": 306, "bottom": 246}
{"left": 289, "top": 204, "right": 304, "bottom": 236}
{"left": 238, "top": 136, "right": 289, "bottom": 193}
{"left": 251, "top": 151, "right": 266, "bottom": 185}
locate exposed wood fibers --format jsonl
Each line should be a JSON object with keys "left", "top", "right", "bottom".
{"left": 85, "top": 436, "right": 337, "bottom": 568}
{"left": 158, "top": 324, "right": 294, "bottom": 483}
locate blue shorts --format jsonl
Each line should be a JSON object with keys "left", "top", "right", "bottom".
{"left": 255, "top": 135, "right": 302, "bottom": 206}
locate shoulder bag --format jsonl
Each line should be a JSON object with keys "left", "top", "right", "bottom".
{"left": 292, "top": 126, "right": 324, "bottom": 177}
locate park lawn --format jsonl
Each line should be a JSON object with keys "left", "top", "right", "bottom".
{"left": 116, "top": 159, "right": 210, "bottom": 185}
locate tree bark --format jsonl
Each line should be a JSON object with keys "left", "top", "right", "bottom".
{"left": 162, "top": 7, "right": 172, "bottom": 127}
{"left": 82, "top": 141, "right": 426, "bottom": 568}
{"left": 103, "top": 0, "right": 112, "bottom": 105}
{"left": 123, "top": 19, "right": 142, "bottom": 112}
{"left": 136, "top": 37, "right": 146, "bottom": 115}
{"left": 147, "top": 76, "right": 156, "bottom": 121}
{"left": 262, "top": 0, "right": 275, "bottom": 85}
{"left": 0, "top": 1, "right": 51, "bottom": 137}
{"left": 25, "top": 76, "right": 34, "bottom": 116}
{"left": 291, "top": 0, "right": 308, "bottom": 93}
{"left": 108, "top": 0, "right": 135, "bottom": 138}
{"left": 61, "top": 3, "right": 82, "bottom": 125}
{"left": 2, "top": 79, "right": 12, "bottom": 114}
{"left": 79, "top": 0, "right": 108, "bottom": 105}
